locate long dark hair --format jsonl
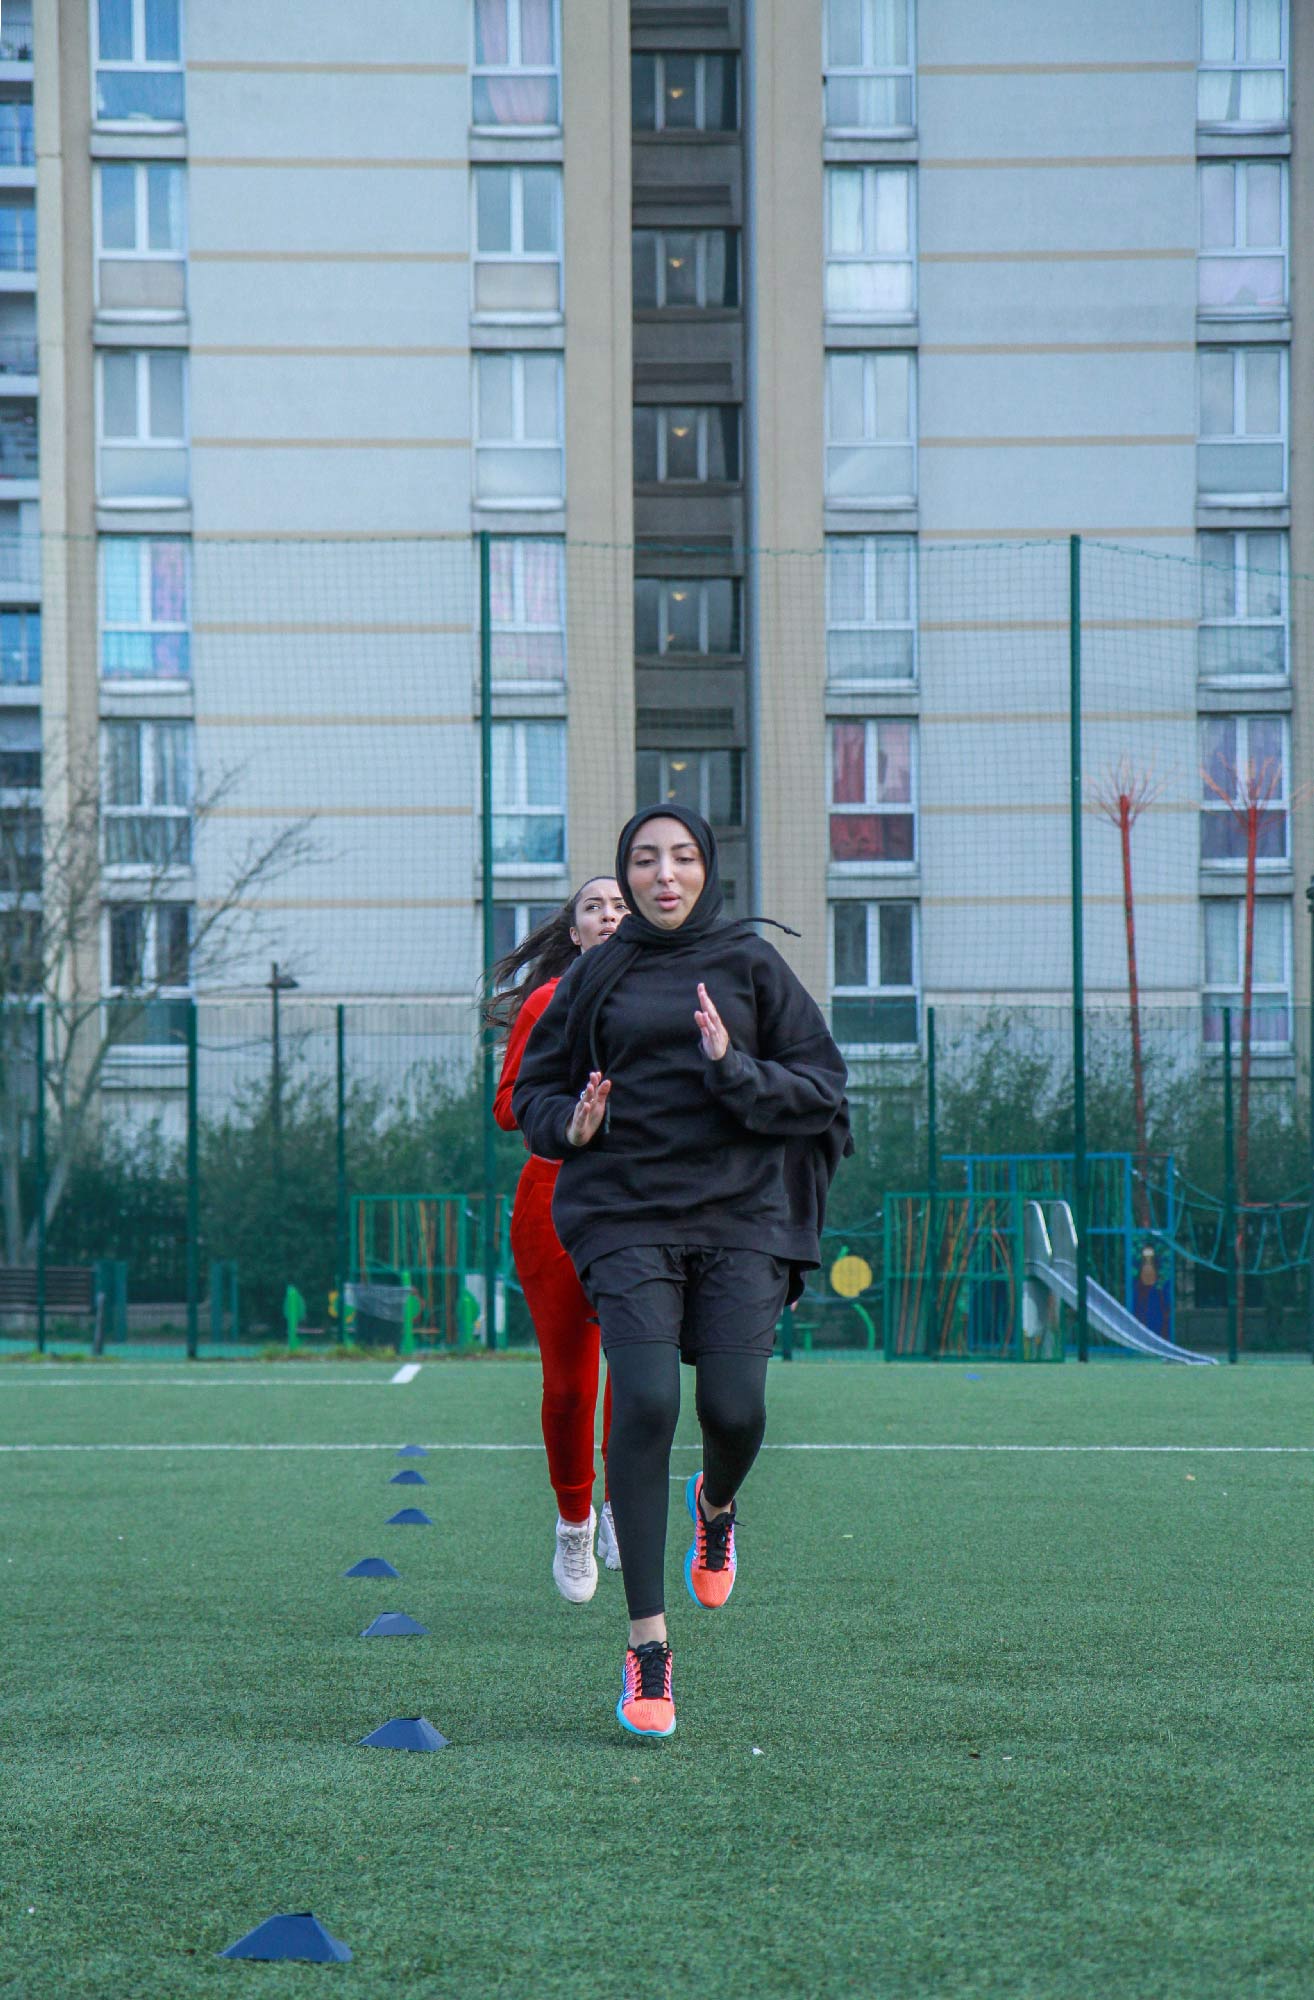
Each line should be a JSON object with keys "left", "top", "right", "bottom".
{"left": 482, "top": 878, "right": 611, "bottom": 1036}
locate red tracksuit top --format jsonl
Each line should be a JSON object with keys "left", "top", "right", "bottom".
{"left": 494, "top": 978, "right": 560, "bottom": 1175}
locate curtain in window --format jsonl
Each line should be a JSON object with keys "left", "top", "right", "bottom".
{"left": 876, "top": 722, "right": 911, "bottom": 802}
{"left": 832, "top": 722, "right": 866, "bottom": 803}
{"left": 154, "top": 723, "right": 192, "bottom": 807}
{"left": 150, "top": 540, "right": 186, "bottom": 622}
{"left": 475, "top": 0, "right": 554, "bottom": 123}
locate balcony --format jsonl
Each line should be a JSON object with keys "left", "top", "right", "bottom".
{"left": 0, "top": 9, "right": 33, "bottom": 63}
{"left": 0, "top": 336, "right": 37, "bottom": 382}
{"left": 0, "top": 537, "right": 40, "bottom": 593}
{"left": 0, "top": 210, "right": 35, "bottom": 283}
{"left": 0, "top": 110, "right": 33, "bottom": 171}
{"left": 0, "top": 411, "right": 37, "bottom": 481}
{"left": 0, "top": 609, "right": 38, "bottom": 686}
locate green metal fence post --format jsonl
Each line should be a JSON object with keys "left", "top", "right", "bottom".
{"left": 1223, "top": 1005, "right": 1237, "bottom": 1366}
{"left": 335, "top": 1005, "right": 348, "bottom": 1349}
{"left": 185, "top": 1000, "right": 199, "bottom": 1360}
{"left": 1069, "top": 533, "right": 1090, "bottom": 1363}
{"left": 924, "top": 1004, "right": 938, "bottom": 1350}
{"left": 1307, "top": 880, "right": 1314, "bottom": 1362}
{"left": 34, "top": 999, "right": 45, "bottom": 1353}
{"left": 478, "top": 530, "right": 500, "bottom": 1350}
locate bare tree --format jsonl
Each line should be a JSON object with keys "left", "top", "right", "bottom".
{"left": 0, "top": 749, "right": 314, "bottom": 1266}
{"left": 1092, "top": 759, "right": 1162, "bottom": 1230}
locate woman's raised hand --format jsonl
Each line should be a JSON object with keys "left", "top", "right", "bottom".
{"left": 566, "top": 1070, "right": 611, "bottom": 1148}
{"left": 695, "top": 983, "right": 730, "bottom": 1062}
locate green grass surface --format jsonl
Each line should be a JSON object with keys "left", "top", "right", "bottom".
{"left": 4, "top": 1360, "right": 1314, "bottom": 1998}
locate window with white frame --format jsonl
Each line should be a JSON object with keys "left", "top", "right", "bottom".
{"left": 0, "top": 205, "right": 35, "bottom": 274}
{"left": 1200, "top": 715, "right": 1288, "bottom": 866}
{"left": 635, "top": 748, "right": 743, "bottom": 827}
{"left": 828, "top": 720, "right": 915, "bottom": 864}
{"left": 473, "top": 166, "right": 561, "bottom": 317}
{"left": 1197, "top": 346, "right": 1285, "bottom": 501}
{"left": 830, "top": 899, "right": 918, "bottom": 1047}
{"left": 825, "top": 168, "right": 914, "bottom": 318}
{"left": 102, "top": 719, "right": 193, "bottom": 867}
{"left": 0, "top": 103, "right": 34, "bottom": 169}
{"left": 472, "top": 0, "right": 560, "bottom": 129}
{"left": 825, "top": 352, "right": 915, "bottom": 504}
{"left": 0, "top": 608, "right": 39, "bottom": 687}
{"left": 474, "top": 353, "right": 563, "bottom": 506}
{"left": 490, "top": 539, "right": 565, "bottom": 682}
{"left": 98, "top": 350, "right": 187, "bottom": 504}
{"left": 632, "top": 406, "right": 740, "bottom": 485}
{"left": 826, "top": 535, "right": 916, "bottom": 682}
{"left": 632, "top": 229, "right": 740, "bottom": 312}
{"left": 93, "top": 0, "right": 184, "bottom": 125}
{"left": 100, "top": 537, "right": 189, "bottom": 680}
{"left": 1198, "top": 529, "right": 1286, "bottom": 680}
{"left": 492, "top": 899, "right": 561, "bottom": 971}
{"left": 0, "top": 2, "right": 33, "bottom": 61}
{"left": 95, "top": 161, "right": 186, "bottom": 313}
{"left": 1203, "top": 895, "right": 1291, "bottom": 1045}
{"left": 631, "top": 52, "right": 738, "bottom": 132}
{"left": 1199, "top": 161, "right": 1285, "bottom": 314}
{"left": 634, "top": 578, "right": 740, "bottom": 658}
{"left": 106, "top": 900, "right": 192, "bottom": 1047}
{"left": 824, "top": 0, "right": 915, "bottom": 133}
{"left": 1199, "top": 0, "right": 1287, "bottom": 128}
{"left": 492, "top": 720, "right": 566, "bottom": 867}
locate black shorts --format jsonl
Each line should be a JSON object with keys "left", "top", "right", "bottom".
{"left": 581, "top": 1245, "right": 791, "bottom": 1364}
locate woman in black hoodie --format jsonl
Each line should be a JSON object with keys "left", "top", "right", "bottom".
{"left": 512, "top": 804, "right": 850, "bottom": 1738}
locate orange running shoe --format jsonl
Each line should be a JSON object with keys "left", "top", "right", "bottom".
{"left": 684, "top": 1472, "right": 737, "bottom": 1609}
{"left": 616, "top": 1640, "right": 675, "bottom": 1739}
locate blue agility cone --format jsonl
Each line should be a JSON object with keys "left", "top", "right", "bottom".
{"left": 386, "top": 1508, "right": 433, "bottom": 1527}
{"left": 359, "top": 1612, "right": 428, "bottom": 1639}
{"left": 358, "top": 1716, "right": 450, "bottom": 1752}
{"left": 396, "top": 1444, "right": 428, "bottom": 1458}
{"left": 389, "top": 1469, "right": 428, "bottom": 1486}
{"left": 218, "top": 1913, "right": 351, "bottom": 1962}
{"left": 343, "top": 1557, "right": 400, "bottom": 1578}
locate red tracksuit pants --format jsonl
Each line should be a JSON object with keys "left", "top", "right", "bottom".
{"left": 510, "top": 1157, "right": 611, "bottom": 1522}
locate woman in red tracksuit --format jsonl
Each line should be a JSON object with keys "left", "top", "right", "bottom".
{"left": 490, "top": 875, "right": 629, "bottom": 1603}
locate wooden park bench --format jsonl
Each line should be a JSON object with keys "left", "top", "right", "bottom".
{"left": 0, "top": 1265, "right": 95, "bottom": 1324}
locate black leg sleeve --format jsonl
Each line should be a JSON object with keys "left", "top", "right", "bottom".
{"left": 603, "top": 1343, "right": 682, "bottom": 1621}
{"left": 694, "top": 1350, "right": 769, "bottom": 1511}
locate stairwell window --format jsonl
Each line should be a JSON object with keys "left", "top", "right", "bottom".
{"left": 1197, "top": 346, "right": 1285, "bottom": 503}
{"left": 97, "top": 350, "right": 188, "bottom": 504}
{"left": 472, "top": 0, "right": 560, "bottom": 129}
{"left": 1199, "top": 161, "right": 1285, "bottom": 315}
{"left": 1197, "top": 530, "right": 1286, "bottom": 682}
{"left": 635, "top": 749, "right": 743, "bottom": 828}
{"left": 473, "top": 166, "right": 561, "bottom": 318}
{"left": 824, "top": 0, "right": 915, "bottom": 134}
{"left": 631, "top": 53, "right": 739, "bottom": 133}
{"left": 825, "top": 168, "right": 914, "bottom": 319}
{"left": 633, "top": 406, "right": 739, "bottom": 485}
{"left": 632, "top": 230, "right": 739, "bottom": 312}
{"left": 826, "top": 352, "right": 915, "bottom": 505}
{"left": 828, "top": 720, "right": 915, "bottom": 865}
{"left": 474, "top": 353, "right": 563, "bottom": 507}
{"left": 1199, "top": 0, "right": 1287, "bottom": 129}
{"left": 634, "top": 578, "right": 740, "bottom": 659}
{"left": 94, "top": 0, "right": 185, "bottom": 126}
{"left": 830, "top": 900, "right": 918, "bottom": 1049}
{"left": 1203, "top": 896, "right": 1290, "bottom": 1045}
{"left": 491, "top": 720, "right": 566, "bottom": 868}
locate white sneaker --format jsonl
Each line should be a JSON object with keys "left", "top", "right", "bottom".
{"left": 553, "top": 1509, "right": 598, "bottom": 1604}
{"left": 597, "top": 1500, "right": 623, "bottom": 1572}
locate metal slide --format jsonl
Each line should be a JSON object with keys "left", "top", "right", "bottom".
{"left": 1023, "top": 1200, "right": 1217, "bottom": 1366}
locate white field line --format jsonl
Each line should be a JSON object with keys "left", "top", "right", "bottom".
{"left": 1, "top": 1442, "right": 1313, "bottom": 1456}
{"left": 390, "top": 1362, "right": 422, "bottom": 1385}
{"left": 0, "top": 1378, "right": 407, "bottom": 1389}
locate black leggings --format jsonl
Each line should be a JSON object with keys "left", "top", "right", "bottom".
{"left": 604, "top": 1345, "right": 770, "bottom": 1621}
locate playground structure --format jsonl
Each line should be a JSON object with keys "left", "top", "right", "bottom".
{"left": 1023, "top": 1201, "right": 1215, "bottom": 1365}
{"left": 351, "top": 1193, "right": 513, "bottom": 1348}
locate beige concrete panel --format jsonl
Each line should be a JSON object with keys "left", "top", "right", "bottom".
{"left": 562, "top": 1, "right": 634, "bottom": 886}
{"left": 752, "top": 0, "right": 826, "bottom": 995}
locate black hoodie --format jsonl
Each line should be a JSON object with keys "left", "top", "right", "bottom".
{"left": 511, "top": 805, "right": 851, "bottom": 1305}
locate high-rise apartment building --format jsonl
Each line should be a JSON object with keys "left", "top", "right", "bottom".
{"left": 19, "top": 0, "right": 1311, "bottom": 1116}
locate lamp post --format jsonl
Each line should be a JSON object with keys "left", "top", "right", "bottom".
{"left": 267, "top": 961, "right": 299, "bottom": 1180}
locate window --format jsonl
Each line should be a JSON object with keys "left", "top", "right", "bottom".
{"left": 472, "top": 0, "right": 560, "bottom": 129}
{"left": 474, "top": 353, "right": 563, "bottom": 506}
{"left": 0, "top": 714, "right": 39, "bottom": 789}
{"left": 632, "top": 406, "right": 740, "bottom": 485}
{"left": 96, "top": 161, "right": 186, "bottom": 313}
{"left": 100, "top": 537, "right": 189, "bottom": 680}
{"left": 473, "top": 166, "right": 561, "bottom": 317}
{"left": 0, "top": 204, "right": 35, "bottom": 273}
{"left": 0, "top": 608, "right": 39, "bottom": 686}
{"left": 826, "top": 536, "right": 916, "bottom": 682}
{"left": 1203, "top": 896, "right": 1290, "bottom": 1045}
{"left": 0, "top": 2, "right": 33, "bottom": 61}
{"left": 1197, "top": 347, "right": 1285, "bottom": 501}
{"left": 831, "top": 900, "right": 918, "bottom": 1047}
{"left": 632, "top": 230, "right": 740, "bottom": 311}
{"left": 0, "top": 409, "right": 36, "bottom": 478}
{"left": 825, "top": 169, "right": 914, "bottom": 318}
{"left": 102, "top": 720, "right": 193, "bottom": 867}
{"left": 826, "top": 353, "right": 915, "bottom": 504}
{"left": 829, "top": 721, "right": 915, "bottom": 864}
{"left": 97, "top": 350, "right": 188, "bottom": 503}
{"left": 1199, "top": 0, "right": 1286, "bottom": 128}
{"left": 94, "top": 0, "right": 185, "bottom": 125}
{"left": 492, "top": 899, "right": 560, "bottom": 968}
{"left": 1199, "top": 162, "right": 1285, "bottom": 314}
{"left": 824, "top": 0, "right": 915, "bottom": 133}
{"left": 635, "top": 748, "right": 743, "bottom": 827}
{"left": 0, "top": 104, "right": 34, "bottom": 169}
{"left": 105, "top": 901, "right": 192, "bottom": 1047}
{"left": 1198, "top": 530, "right": 1286, "bottom": 680}
{"left": 631, "top": 53, "right": 738, "bottom": 133}
{"left": 634, "top": 578, "right": 740, "bottom": 659}
{"left": 490, "top": 539, "right": 565, "bottom": 682}
{"left": 492, "top": 720, "right": 565, "bottom": 867}
{"left": 0, "top": 809, "right": 40, "bottom": 894}
{"left": 1200, "top": 715, "right": 1288, "bottom": 866}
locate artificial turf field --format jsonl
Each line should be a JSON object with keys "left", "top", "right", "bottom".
{"left": 4, "top": 1358, "right": 1314, "bottom": 1999}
